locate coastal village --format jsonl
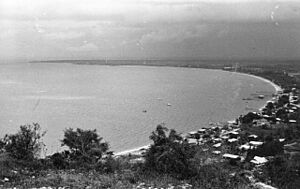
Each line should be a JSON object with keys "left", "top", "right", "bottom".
{"left": 122, "top": 77, "right": 300, "bottom": 189}
{"left": 185, "top": 88, "right": 299, "bottom": 188}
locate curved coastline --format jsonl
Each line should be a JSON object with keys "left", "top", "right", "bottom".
{"left": 234, "top": 72, "right": 282, "bottom": 94}
{"left": 116, "top": 65, "right": 283, "bottom": 94}
{"left": 114, "top": 71, "right": 283, "bottom": 156}
{"left": 230, "top": 72, "right": 282, "bottom": 114}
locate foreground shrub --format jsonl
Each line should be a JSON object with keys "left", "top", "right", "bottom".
{"left": 61, "top": 128, "right": 109, "bottom": 165}
{"left": 264, "top": 155, "right": 300, "bottom": 189}
{"left": 191, "top": 163, "right": 248, "bottom": 189}
{"left": 144, "top": 124, "right": 196, "bottom": 178}
{"left": 0, "top": 123, "right": 46, "bottom": 161}
{"left": 50, "top": 151, "right": 70, "bottom": 169}
{"left": 0, "top": 152, "right": 18, "bottom": 180}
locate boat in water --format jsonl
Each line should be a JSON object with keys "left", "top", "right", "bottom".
{"left": 258, "top": 95, "right": 265, "bottom": 99}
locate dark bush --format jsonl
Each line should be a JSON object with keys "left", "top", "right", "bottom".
{"left": 144, "top": 125, "right": 196, "bottom": 178}
{"left": 1, "top": 123, "right": 46, "bottom": 161}
{"left": 241, "top": 112, "right": 261, "bottom": 124}
{"left": 276, "top": 108, "right": 288, "bottom": 121}
{"left": 50, "top": 151, "right": 70, "bottom": 169}
{"left": 0, "top": 152, "right": 18, "bottom": 179}
{"left": 247, "top": 140, "right": 283, "bottom": 161}
{"left": 61, "top": 128, "right": 109, "bottom": 165}
{"left": 265, "top": 155, "right": 300, "bottom": 189}
{"left": 277, "top": 95, "right": 289, "bottom": 107}
{"left": 191, "top": 163, "right": 248, "bottom": 189}
{"left": 266, "top": 102, "right": 274, "bottom": 111}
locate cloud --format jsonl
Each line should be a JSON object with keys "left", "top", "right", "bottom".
{"left": 67, "top": 43, "right": 99, "bottom": 52}
{"left": 139, "top": 25, "right": 209, "bottom": 44}
{"left": 1, "top": 0, "right": 300, "bottom": 60}
{"left": 1, "top": 0, "right": 300, "bottom": 24}
{"left": 44, "top": 31, "right": 84, "bottom": 40}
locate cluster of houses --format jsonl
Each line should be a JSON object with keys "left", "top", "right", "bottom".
{"left": 183, "top": 87, "right": 300, "bottom": 175}
{"left": 128, "top": 88, "right": 300, "bottom": 165}
{"left": 126, "top": 86, "right": 299, "bottom": 188}
{"left": 260, "top": 88, "right": 300, "bottom": 123}
{"left": 185, "top": 122, "right": 270, "bottom": 165}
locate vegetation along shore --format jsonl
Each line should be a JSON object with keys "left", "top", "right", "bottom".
{"left": 1, "top": 60, "right": 300, "bottom": 189}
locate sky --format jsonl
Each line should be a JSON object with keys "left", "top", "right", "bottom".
{"left": 1, "top": 0, "right": 300, "bottom": 61}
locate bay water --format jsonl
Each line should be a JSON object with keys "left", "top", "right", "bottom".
{"left": 0, "top": 63, "right": 275, "bottom": 153}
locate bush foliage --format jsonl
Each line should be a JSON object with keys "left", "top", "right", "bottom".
{"left": 0, "top": 123, "right": 298, "bottom": 188}
{"left": 264, "top": 155, "right": 300, "bottom": 189}
{"left": 0, "top": 123, "right": 46, "bottom": 161}
{"left": 61, "top": 128, "right": 109, "bottom": 164}
{"left": 144, "top": 124, "right": 196, "bottom": 178}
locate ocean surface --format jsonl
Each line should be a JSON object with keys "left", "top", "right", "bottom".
{"left": 0, "top": 63, "right": 275, "bottom": 153}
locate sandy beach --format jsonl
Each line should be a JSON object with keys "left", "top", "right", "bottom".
{"left": 235, "top": 72, "right": 283, "bottom": 94}
{"left": 114, "top": 145, "right": 150, "bottom": 156}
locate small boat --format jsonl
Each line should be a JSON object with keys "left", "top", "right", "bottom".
{"left": 167, "top": 103, "right": 172, "bottom": 106}
{"left": 142, "top": 110, "right": 147, "bottom": 113}
{"left": 258, "top": 95, "right": 265, "bottom": 99}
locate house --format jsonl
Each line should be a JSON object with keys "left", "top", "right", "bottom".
{"left": 249, "top": 141, "right": 263, "bottom": 147}
{"left": 222, "top": 153, "right": 241, "bottom": 164}
{"left": 228, "top": 138, "right": 239, "bottom": 143}
{"left": 239, "top": 144, "right": 251, "bottom": 151}
{"left": 213, "top": 143, "right": 222, "bottom": 148}
{"left": 250, "top": 156, "right": 268, "bottom": 164}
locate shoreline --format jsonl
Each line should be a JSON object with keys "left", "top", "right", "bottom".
{"left": 114, "top": 71, "right": 283, "bottom": 157}
{"left": 233, "top": 72, "right": 283, "bottom": 111}
{"left": 26, "top": 61, "right": 284, "bottom": 94}
{"left": 114, "top": 145, "right": 150, "bottom": 156}
{"left": 235, "top": 72, "right": 282, "bottom": 94}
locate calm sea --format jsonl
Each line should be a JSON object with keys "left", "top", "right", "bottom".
{"left": 0, "top": 63, "right": 275, "bottom": 153}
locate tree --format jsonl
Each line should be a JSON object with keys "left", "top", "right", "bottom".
{"left": 265, "top": 155, "right": 300, "bottom": 189}
{"left": 276, "top": 108, "right": 288, "bottom": 122}
{"left": 266, "top": 102, "right": 274, "bottom": 111}
{"left": 1, "top": 123, "right": 46, "bottom": 160}
{"left": 61, "top": 128, "right": 109, "bottom": 164}
{"left": 149, "top": 124, "right": 168, "bottom": 146}
{"left": 277, "top": 95, "right": 289, "bottom": 107}
{"left": 241, "top": 112, "right": 261, "bottom": 124}
{"left": 144, "top": 124, "right": 196, "bottom": 178}
{"left": 194, "top": 133, "right": 201, "bottom": 145}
